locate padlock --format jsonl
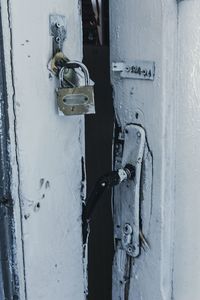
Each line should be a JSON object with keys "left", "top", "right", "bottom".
{"left": 56, "top": 61, "right": 95, "bottom": 116}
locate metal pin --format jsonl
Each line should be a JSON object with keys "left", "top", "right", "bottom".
{"left": 139, "top": 230, "right": 150, "bottom": 250}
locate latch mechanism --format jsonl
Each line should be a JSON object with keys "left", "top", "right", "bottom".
{"left": 82, "top": 164, "right": 135, "bottom": 244}
{"left": 112, "top": 124, "right": 151, "bottom": 300}
{"left": 82, "top": 163, "right": 135, "bottom": 297}
{"left": 82, "top": 124, "right": 151, "bottom": 299}
{"left": 113, "top": 124, "right": 146, "bottom": 257}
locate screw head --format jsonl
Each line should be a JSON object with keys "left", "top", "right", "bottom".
{"left": 124, "top": 223, "right": 133, "bottom": 235}
{"left": 55, "top": 22, "right": 61, "bottom": 28}
{"left": 55, "top": 36, "right": 60, "bottom": 43}
{"left": 128, "top": 246, "right": 133, "bottom": 253}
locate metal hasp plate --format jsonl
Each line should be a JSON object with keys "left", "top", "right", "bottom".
{"left": 113, "top": 124, "right": 146, "bottom": 258}
{"left": 112, "top": 61, "right": 155, "bottom": 80}
{"left": 49, "top": 15, "right": 67, "bottom": 54}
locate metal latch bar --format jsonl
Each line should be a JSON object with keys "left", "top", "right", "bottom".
{"left": 113, "top": 124, "right": 146, "bottom": 257}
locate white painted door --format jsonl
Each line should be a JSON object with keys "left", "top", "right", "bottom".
{"left": 110, "top": 1, "right": 176, "bottom": 299}
{"left": 1, "top": 1, "right": 86, "bottom": 299}
{"left": 110, "top": 1, "right": 200, "bottom": 300}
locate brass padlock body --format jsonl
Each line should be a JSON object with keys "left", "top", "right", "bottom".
{"left": 57, "top": 86, "right": 95, "bottom": 116}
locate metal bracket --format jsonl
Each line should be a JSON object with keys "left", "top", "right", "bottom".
{"left": 49, "top": 15, "right": 67, "bottom": 54}
{"left": 112, "top": 124, "right": 152, "bottom": 300}
{"left": 113, "top": 124, "right": 146, "bottom": 257}
{"left": 112, "top": 61, "right": 155, "bottom": 80}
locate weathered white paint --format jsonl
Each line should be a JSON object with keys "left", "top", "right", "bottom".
{"left": 111, "top": 1, "right": 200, "bottom": 299}
{"left": 1, "top": 1, "right": 85, "bottom": 299}
{"left": 110, "top": 1, "right": 177, "bottom": 299}
{"left": 1, "top": 1, "right": 200, "bottom": 299}
{"left": 174, "top": 1, "right": 200, "bottom": 299}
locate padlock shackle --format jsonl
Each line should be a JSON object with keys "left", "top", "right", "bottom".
{"left": 58, "top": 67, "right": 76, "bottom": 88}
{"left": 65, "top": 61, "right": 90, "bottom": 86}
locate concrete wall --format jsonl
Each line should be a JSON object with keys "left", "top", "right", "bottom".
{"left": 1, "top": 1, "right": 85, "bottom": 299}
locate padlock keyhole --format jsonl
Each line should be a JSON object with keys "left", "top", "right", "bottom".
{"left": 62, "top": 94, "right": 89, "bottom": 106}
